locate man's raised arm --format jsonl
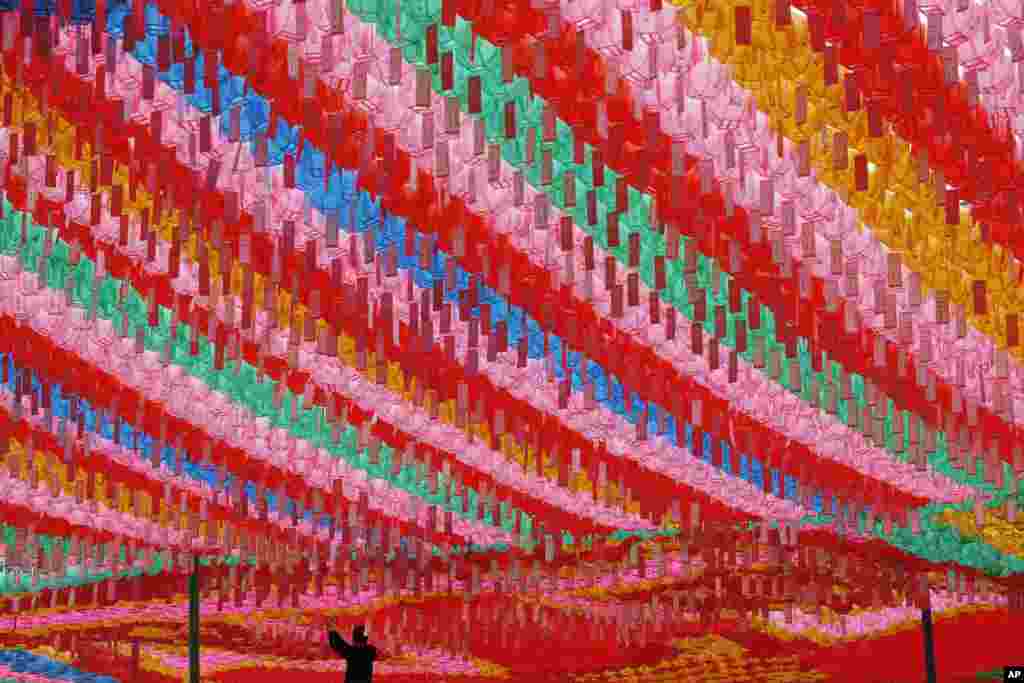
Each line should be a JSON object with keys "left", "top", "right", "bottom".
{"left": 327, "top": 630, "right": 350, "bottom": 657}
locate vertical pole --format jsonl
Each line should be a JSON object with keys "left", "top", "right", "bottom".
{"left": 189, "top": 558, "right": 200, "bottom": 683}
{"left": 921, "top": 607, "right": 937, "bottom": 683}
{"left": 130, "top": 639, "right": 140, "bottom": 683}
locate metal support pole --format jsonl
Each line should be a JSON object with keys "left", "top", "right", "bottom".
{"left": 131, "top": 639, "right": 140, "bottom": 683}
{"left": 189, "top": 559, "right": 200, "bottom": 683}
{"left": 921, "top": 607, "right": 937, "bottom": 683}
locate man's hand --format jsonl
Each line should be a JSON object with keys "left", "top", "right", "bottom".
{"left": 327, "top": 628, "right": 349, "bottom": 656}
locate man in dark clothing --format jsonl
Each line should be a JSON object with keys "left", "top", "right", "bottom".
{"left": 328, "top": 624, "right": 379, "bottom": 683}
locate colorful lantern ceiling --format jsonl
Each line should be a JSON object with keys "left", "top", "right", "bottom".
{"left": 0, "top": 0, "right": 1022, "bottom": 679}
